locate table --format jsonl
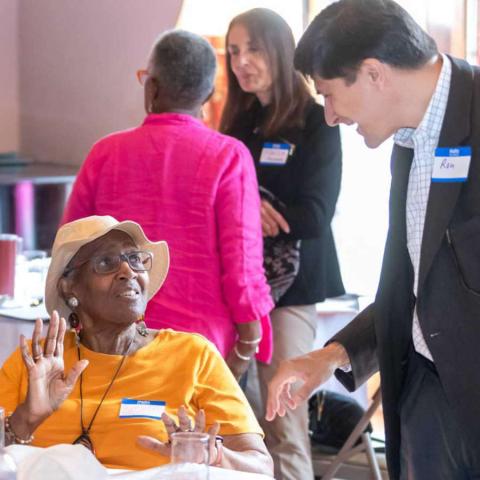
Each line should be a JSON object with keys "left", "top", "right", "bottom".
{"left": 6, "top": 444, "right": 273, "bottom": 480}
{"left": 0, "top": 304, "right": 48, "bottom": 365}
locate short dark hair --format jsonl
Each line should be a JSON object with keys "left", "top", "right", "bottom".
{"left": 149, "top": 30, "right": 216, "bottom": 108}
{"left": 295, "top": 0, "right": 438, "bottom": 82}
{"left": 220, "top": 8, "right": 312, "bottom": 137}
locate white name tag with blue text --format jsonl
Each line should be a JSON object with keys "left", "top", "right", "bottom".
{"left": 119, "top": 399, "right": 166, "bottom": 419}
{"left": 432, "top": 147, "right": 471, "bottom": 183}
{"left": 259, "top": 143, "right": 291, "bottom": 165}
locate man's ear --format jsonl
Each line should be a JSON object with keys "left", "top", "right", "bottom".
{"left": 360, "top": 58, "right": 388, "bottom": 89}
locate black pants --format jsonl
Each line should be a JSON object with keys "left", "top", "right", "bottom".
{"left": 399, "top": 350, "right": 480, "bottom": 479}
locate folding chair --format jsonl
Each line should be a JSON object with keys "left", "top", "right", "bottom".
{"left": 314, "top": 387, "right": 383, "bottom": 480}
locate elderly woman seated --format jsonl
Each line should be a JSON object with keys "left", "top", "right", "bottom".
{"left": 0, "top": 216, "right": 273, "bottom": 475}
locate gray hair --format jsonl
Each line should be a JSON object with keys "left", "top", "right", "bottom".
{"left": 149, "top": 29, "right": 216, "bottom": 108}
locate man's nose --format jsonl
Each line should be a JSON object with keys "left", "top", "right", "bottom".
{"left": 324, "top": 98, "right": 340, "bottom": 127}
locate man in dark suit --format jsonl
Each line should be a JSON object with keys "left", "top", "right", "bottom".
{"left": 265, "top": 0, "right": 480, "bottom": 478}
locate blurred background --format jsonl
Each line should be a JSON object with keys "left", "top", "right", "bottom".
{"left": 2, "top": 0, "right": 476, "bottom": 296}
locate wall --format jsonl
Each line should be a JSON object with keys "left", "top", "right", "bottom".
{"left": 0, "top": 0, "right": 19, "bottom": 153}
{"left": 178, "top": 0, "right": 305, "bottom": 39}
{"left": 18, "top": 0, "right": 183, "bottom": 166}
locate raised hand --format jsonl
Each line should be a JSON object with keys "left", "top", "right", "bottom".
{"left": 19, "top": 311, "right": 89, "bottom": 425}
{"left": 137, "top": 405, "right": 220, "bottom": 462}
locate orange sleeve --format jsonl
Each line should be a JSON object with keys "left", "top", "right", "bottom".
{"left": 192, "top": 338, "right": 263, "bottom": 437}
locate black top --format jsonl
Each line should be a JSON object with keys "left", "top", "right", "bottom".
{"left": 229, "top": 100, "right": 345, "bottom": 306}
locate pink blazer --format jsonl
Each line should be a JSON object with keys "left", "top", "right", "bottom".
{"left": 62, "top": 113, "right": 273, "bottom": 361}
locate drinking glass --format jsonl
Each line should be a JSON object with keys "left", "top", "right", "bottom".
{"left": 0, "top": 407, "right": 17, "bottom": 480}
{"left": 170, "top": 432, "right": 209, "bottom": 479}
{"left": 18, "top": 250, "right": 49, "bottom": 306}
{"left": 0, "top": 235, "right": 21, "bottom": 306}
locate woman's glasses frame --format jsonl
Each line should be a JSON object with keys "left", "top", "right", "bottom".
{"left": 63, "top": 250, "right": 153, "bottom": 276}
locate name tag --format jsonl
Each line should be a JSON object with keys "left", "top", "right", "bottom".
{"left": 432, "top": 147, "right": 471, "bottom": 183}
{"left": 119, "top": 398, "right": 166, "bottom": 419}
{"left": 259, "top": 143, "right": 291, "bottom": 165}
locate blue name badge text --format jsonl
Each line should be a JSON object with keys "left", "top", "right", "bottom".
{"left": 432, "top": 146, "right": 471, "bottom": 183}
{"left": 259, "top": 142, "right": 291, "bottom": 165}
{"left": 119, "top": 398, "right": 166, "bottom": 420}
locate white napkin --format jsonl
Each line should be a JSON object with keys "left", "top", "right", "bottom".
{"left": 7, "top": 444, "right": 108, "bottom": 480}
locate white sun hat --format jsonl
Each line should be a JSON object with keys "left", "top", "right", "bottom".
{"left": 45, "top": 215, "right": 169, "bottom": 320}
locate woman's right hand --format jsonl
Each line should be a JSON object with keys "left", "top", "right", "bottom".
{"left": 17, "top": 311, "right": 88, "bottom": 427}
{"left": 225, "top": 345, "right": 251, "bottom": 381}
{"left": 260, "top": 200, "right": 290, "bottom": 237}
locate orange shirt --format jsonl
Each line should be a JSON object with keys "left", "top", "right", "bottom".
{"left": 0, "top": 330, "right": 262, "bottom": 470}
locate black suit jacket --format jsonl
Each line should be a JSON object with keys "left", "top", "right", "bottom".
{"left": 229, "top": 100, "right": 345, "bottom": 306}
{"left": 331, "top": 56, "right": 480, "bottom": 479}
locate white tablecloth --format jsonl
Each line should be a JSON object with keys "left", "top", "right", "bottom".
{"left": 6, "top": 444, "right": 273, "bottom": 480}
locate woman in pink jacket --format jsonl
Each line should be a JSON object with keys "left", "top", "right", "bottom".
{"left": 62, "top": 30, "right": 273, "bottom": 380}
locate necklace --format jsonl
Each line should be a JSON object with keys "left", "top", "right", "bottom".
{"left": 72, "top": 330, "right": 137, "bottom": 454}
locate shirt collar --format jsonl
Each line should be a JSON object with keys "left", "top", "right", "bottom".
{"left": 142, "top": 112, "right": 203, "bottom": 127}
{"left": 394, "top": 54, "right": 452, "bottom": 149}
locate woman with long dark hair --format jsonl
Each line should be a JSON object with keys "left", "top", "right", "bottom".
{"left": 221, "top": 9, "right": 344, "bottom": 480}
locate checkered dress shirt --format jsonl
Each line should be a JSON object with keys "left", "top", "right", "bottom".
{"left": 394, "top": 55, "right": 452, "bottom": 361}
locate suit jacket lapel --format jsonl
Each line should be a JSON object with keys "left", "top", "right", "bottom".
{"left": 418, "top": 57, "right": 474, "bottom": 292}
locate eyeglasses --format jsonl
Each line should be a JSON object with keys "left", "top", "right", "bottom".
{"left": 136, "top": 69, "right": 149, "bottom": 86}
{"left": 65, "top": 251, "right": 153, "bottom": 276}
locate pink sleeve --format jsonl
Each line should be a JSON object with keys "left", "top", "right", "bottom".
{"left": 61, "top": 144, "right": 101, "bottom": 225}
{"left": 214, "top": 141, "right": 274, "bottom": 326}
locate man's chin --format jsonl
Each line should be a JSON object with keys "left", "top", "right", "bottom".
{"left": 363, "top": 138, "right": 379, "bottom": 149}
{"left": 361, "top": 133, "right": 387, "bottom": 149}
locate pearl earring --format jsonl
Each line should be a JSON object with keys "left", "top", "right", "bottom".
{"left": 68, "top": 297, "right": 79, "bottom": 309}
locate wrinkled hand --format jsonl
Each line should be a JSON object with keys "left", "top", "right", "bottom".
{"left": 20, "top": 311, "right": 89, "bottom": 424}
{"left": 266, "top": 344, "right": 347, "bottom": 421}
{"left": 261, "top": 200, "right": 290, "bottom": 237}
{"left": 137, "top": 406, "right": 220, "bottom": 462}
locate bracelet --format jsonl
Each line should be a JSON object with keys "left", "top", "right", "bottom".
{"left": 212, "top": 435, "right": 224, "bottom": 467}
{"left": 237, "top": 336, "right": 261, "bottom": 345}
{"left": 233, "top": 345, "right": 252, "bottom": 362}
{"left": 5, "top": 414, "right": 35, "bottom": 445}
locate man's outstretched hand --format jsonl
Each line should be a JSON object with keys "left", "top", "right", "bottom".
{"left": 266, "top": 342, "right": 349, "bottom": 421}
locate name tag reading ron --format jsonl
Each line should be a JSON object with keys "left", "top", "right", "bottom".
{"left": 119, "top": 399, "right": 166, "bottom": 419}
{"left": 259, "top": 143, "right": 291, "bottom": 165}
{"left": 432, "top": 146, "right": 471, "bottom": 183}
